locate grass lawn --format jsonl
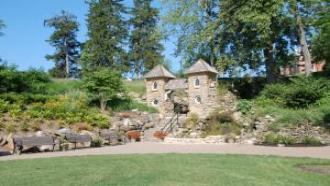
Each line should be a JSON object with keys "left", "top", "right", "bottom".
{"left": 0, "top": 154, "right": 329, "bottom": 186}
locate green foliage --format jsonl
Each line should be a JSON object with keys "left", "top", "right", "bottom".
{"left": 203, "top": 111, "right": 242, "bottom": 137}
{"left": 46, "top": 79, "right": 82, "bottom": 95}
{"left": 25, "top": 91, "right": 109, "bottom": 126}
{"left": 91, "top": 137, "right": 103, "bottom": 147}
{"left": 0, "top": 99, "right": 9, "bottom": 113}
{"left": 260, "top": 76, "right": 330, "bottom": 108}
{"left": 129, "top": 0, "right": 164, "bottom": 76}
{"left": 237, "top": 100, "right": 252, "bottom": 115}
{"left": 301, "top": 135, "right": 322, "bottom": 145}
{"left": 312, "top": 1, "right": 330, "bottom": 63}
{"left": 44, "top": 10, "right": 81, "bottom": 78}
{"left": 183, "top": 113, "right": 199, "bottom": 129}
{"left": 124, "top": 80, "right": 146, "bottom": 97}
{"left": 109, "top": 97, "right": 157, "bottom": 113}
{"left": 263, "top": 133, "right": 297, "bottom": 145}
{"left": 5, "top": 123, "right": 16, "bottom": 133}
{"left": 83, "top": 68, "right": 125, "bottom": 111}
{"left": 0, "top": 63, "right": 50, "bottom": 94}
{"left": 82, "top": 0, "right": 128, "bottom": 72}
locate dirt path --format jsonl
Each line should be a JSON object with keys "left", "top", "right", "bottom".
{"left": 1, "top": 142, "right": 330, "bottom": 161}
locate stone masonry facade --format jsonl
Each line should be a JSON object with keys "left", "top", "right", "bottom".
{"left": 144, "top": 59, "right": 219, "bottom": 117}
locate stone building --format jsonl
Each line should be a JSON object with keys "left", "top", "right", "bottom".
{"left": 144, "top": 59, "right": 219, "bottom": 117}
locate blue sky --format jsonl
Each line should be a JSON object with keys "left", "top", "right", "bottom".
{"left": 0, "top": 0, "right": 180, "bottom": 72}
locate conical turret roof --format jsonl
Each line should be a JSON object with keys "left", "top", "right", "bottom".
{"left": 143, "top": 65, "right": 176, "bottom": 79}
{"left": 184, "top": 59, "right": 218, "bottom": 75}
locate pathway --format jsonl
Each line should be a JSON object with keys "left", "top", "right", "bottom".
{"left": 1, "top": 142, "right": 330, "bottom": 161}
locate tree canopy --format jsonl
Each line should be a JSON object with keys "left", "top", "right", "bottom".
{"left": 44, "top": 11, "right": 81, "bottom": 78}
{"left": 129, "top": 0, "right": 164, "bottom": 77}
{"left": 81, "top": 0, "right": 129, "bottom": 73}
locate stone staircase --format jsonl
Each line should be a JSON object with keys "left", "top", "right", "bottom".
{"left": 143, "top": 114, "right": 180, "bottom": 142}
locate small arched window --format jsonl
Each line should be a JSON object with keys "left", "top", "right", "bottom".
{"left": 152, "top": 81, "right": 158, "bottom": 90}
{"left": 194, "top": 78, "right": 200, "bottom": 87}
{"left": 194, "top": 96, "right": 202, "bottom": 104}
{"left": 152, "top": 99, "right": 159, "bottom": 106}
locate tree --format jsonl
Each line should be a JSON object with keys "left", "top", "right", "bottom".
{"left": 289, "top": 0, "right": 323, "bottom": 76}
{"left": 81, "top": 0, "right": 128, "bottom": 73}
{"left": 44, "top": 11, "right": 80, "bottom": 78}
{"left": 218, "top": 0, "right": 296, "bottom": 82}
{"left": 129, "top": 0, "right": 164, "bottom": 77}
{"left": 0, "top": 19, "right": 5, "bottom": 36}
{"left": 162, "top": 0, "right": 220, "bottom": 68}
{"left": 83, "top": 68, "right": 125, "bottom": 111}
{"left": 312, "top": 0, "right": 330, "bottom": 63}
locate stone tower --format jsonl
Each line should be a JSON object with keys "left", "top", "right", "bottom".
{"left": 144, "top": 65, "right": 176, "bottom": 113}
{"left": 184, "top": 59, "right": 218, "bottom": 117}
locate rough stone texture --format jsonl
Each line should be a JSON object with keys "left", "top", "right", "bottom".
{"left": 187, "top": 72, "right": 218, "bottom": 117}
{"left": 145, "top": 78, "right": 172, "bottom": 113}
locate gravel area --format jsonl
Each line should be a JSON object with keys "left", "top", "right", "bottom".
{"left": 1, "top": 142, "right": 330, "bottom": 161}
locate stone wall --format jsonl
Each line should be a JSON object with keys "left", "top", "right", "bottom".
{"left": 187, "top": 72, "right": 218, "bottom": 117}
{"left": 145, "top": 78, "right": 169, "bottom": 113}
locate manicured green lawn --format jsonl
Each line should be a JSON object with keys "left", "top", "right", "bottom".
{"left": 0, "top": 154, "right": 329, "bottom": 186}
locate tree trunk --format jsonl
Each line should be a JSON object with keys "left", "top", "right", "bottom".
{"left": 64, "top": 37, "right": 70, "bottom": 78}
{"left": 293, "top": 1, "right": 313, "bottom": 76}
{"left": 100, "top": 99, "right": 107, "bottom": 112}
{"left": 264, "top": 44, "right": 278, "bottom": 83}
{"left": 297, "top": 15, "right": 312, "bottom": 75}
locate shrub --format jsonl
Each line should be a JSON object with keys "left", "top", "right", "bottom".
{"left": 278, "top": 135, "right": 297, "bottom": 145}
{"left": 263, "top": 132, "right": 280, "bottom": 144}
{"left": 153, "top": 131, "right": 168, "bottom": 140}
{"left": 262, "top": 133, "right": 297, "bottom": 145}
{"left": 91, "top": 137, "right": 103, "bottom": 147}
{"left": 0, "top": 99, "right": 9, "bottom": 113}
{"left": 5, "top": 123, "right": 16, "bottom": 133}
{"left": 301, "top": 136, "right": 322, "bottom": 145}
{"left": 126, "top": 130, "right": 141, "bottom": 141}
{"left": 237, "top": 100, "right": 252, "bottom": 115}
{"left": 20, "top": 122, "right": 30, "bottom": 132}
{"left": 184, "top": 113, "right": 199, "bottom": 129}
{"left": 260, "top": 76, "right": 330, "bottom": 108}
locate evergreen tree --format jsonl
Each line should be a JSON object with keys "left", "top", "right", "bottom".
{"left": 129, "top": 0, "right": 164, "bottom": 77}
{"left": 82, "top": 0, "right": 128, "bottom": 73}
{"left": 44, "top": 11, "right": 81, "bottom": 78}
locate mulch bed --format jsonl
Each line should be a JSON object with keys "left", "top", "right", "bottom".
{"left": 298, "top": 165, "right": 330, "bottom": 175}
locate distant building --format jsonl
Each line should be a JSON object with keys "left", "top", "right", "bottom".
{"left": 144, "top": 59, "right": 219, "bottom": 117}
{"left": 280, "top": 51, "right": 326, "bottom": 76}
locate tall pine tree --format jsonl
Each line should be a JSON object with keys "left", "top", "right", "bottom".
{"left": 81, "top": 0, "right": 128, "bottom": 73}
{"left": 129, "top": 0, "right": 164, "bottom": 77}
{"left": 44, "top": 11, "right": 81, "bottom": 78}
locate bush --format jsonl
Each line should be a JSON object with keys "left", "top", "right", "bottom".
{"left": 184, "top": 113, "right": 199, "bottom": 129}
{"left": 237, "top": 100, "right": 252, "bottom": 114}
{"left": 260, "top": 76, "right": 330, "bottom": 108}
{"left": 262, "top": 133, "right": 297, "bottom": 145}
{"left": 301, "top": 136, "right": 322, "bottom": 145}
{"left": 91, "top": 137, "right": 103, "bottom": 147}
{"left": 0, "top": 99, "right": 9, "bottom": 113}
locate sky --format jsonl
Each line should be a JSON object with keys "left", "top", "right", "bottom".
{"left": 0, "top": 0, "right": 180, "bottom": 72}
